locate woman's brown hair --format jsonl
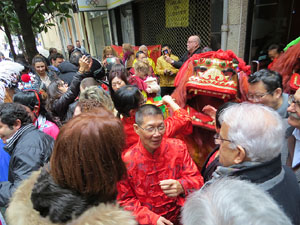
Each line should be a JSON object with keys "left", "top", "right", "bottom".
{"left": 102, "top": 46, "right": 118, "bottom": 60}
{"left": 50, "top": 110, "right": 126, "bottom": 202}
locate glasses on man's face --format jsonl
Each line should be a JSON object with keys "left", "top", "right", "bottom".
{"left": 214, "top": 133, "right": 234, "bottom": 145}
{"left": 247, "top": 92, "right": 272, "bottom": 102}
{"left": 138, "top": 124, "right": 166, "bottom": 135}
{"left": 187, "top": 40, "right": 196, "bottom": 44}
{"left": 288, "top": 95, "right": 300, "bottom": 111}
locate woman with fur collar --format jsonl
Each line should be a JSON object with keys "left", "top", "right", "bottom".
{"left": 6, "top": 110, "right": 137, "bottom": 225}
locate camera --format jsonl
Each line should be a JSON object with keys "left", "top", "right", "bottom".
{"left": 163, "top": 49, "right": 169, "bottom": 55}
{"left": 107, "top": 57, "right": 116, "bottom": 64}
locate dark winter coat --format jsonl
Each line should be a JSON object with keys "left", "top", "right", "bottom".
{"left": 172, "top": 47, "right": 202, "bottom": 69}
{"left": 58, "top": 61, "right": 78, "bottom": 86}
{"left": 201, "top": 146, "right": 221, "bottom": 183}
{"left": 51, "top": 71, "right": 91, "bottom": 122}
{"left": 232, "top": 155, "right": 300, "bottom": 225}
{"left": 0, "top": 124, "right": 54, "bottom": 207}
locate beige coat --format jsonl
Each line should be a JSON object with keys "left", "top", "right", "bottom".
{"left": 6, "top": 171, "right": 137, "bottom": 225}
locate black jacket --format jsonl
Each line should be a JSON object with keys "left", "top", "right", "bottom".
{"left": 233, "top": 155, "right": 300, "bottom": 225}
{"left": 0, "top": 124, "right": 54, "bottom": 207}
{"left": 201, "top": 146, "right": 221, "bottom": 183}
{"left": 51, "top": 71, "right": 91, "bottom": 122}
{"left": 58, "top": 61, "right": 78, "bottom": 86}
{"left": 172, "top": 47, "right": 202, "bottom": 69}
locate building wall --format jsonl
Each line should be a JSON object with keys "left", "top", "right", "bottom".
{"left": 227, "top": 0, "right": 249, "bottom": 58}
{"left": 133, "top": 0, "right": 212, "bottom": 57}
{"left": 40, "top": 18, "right": 64, "bottom": 53}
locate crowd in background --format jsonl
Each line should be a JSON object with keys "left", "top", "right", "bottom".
{"left": 0, "top": 36, "right": 300, "bottom": 225}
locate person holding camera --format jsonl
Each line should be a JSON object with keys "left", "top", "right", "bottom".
{"left": 102, "top": 46, "right": 122, "bottom": 75}
{"left": 156, "top": 44, "right": 179, "bottom": 96}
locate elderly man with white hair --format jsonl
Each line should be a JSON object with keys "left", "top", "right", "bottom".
{"left": 210, "top": 103, "right": 300, "bottom": 225}
{"left": 182, "top": 178, "right": 292, "bottom": 225}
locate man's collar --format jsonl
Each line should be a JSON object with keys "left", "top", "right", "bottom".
{"left": 189, "top": 46, "right": 201, "bottom": 55}
{"left": 4, "top": 124, "right": 35, "bottom": 154}
{"left": 138, "top": 138, "right": 166, "bottom": 159}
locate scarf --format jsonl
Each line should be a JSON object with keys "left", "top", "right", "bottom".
{"left": 207, "top": 160, "right": 285, "bottom": 192}
{"left": 5, "top": 124, "right": 35, "bottom": 154}
{"left": 122, "top": 51, "right": 133, "bottom": 64}
{"left": 34, "top": 115, "right": 47, "bottom": 132}
{"left": 208, "top": 161, "right": 262, "bottom": 184}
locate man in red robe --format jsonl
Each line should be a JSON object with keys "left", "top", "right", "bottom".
{"left": 117, "top": 104, "right": 203, "bottom": 225}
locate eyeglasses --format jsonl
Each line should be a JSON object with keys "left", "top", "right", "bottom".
{"left": 138, "top": 124, "right": 166, "bottom": 134}
{"left": 288, "top": 95, "right": 300, "bottom": 111}
{"left": 247, "top": 91, "right": 272, "bottom": 101}
{"left": 214, "top": 133, "right": 234, "bottom": 144}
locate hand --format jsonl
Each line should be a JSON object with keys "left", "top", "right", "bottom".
{"left": 164, "top": 69, "right": 171, "bottom": 75}
{"left": 157, "top": 216, "right": 173, "bottom": 225}
{"left": 159, "top": 179, "right": 184, "bottom": 197}
{"left": 162, "top": 95, "right": 174, "bottom": 105}
{"left": 162, "top": 95, "right": 180, "bottom": 111}
{"left": 79, "top": 55, "right": 92, "bottom": 73}
{"left": 102, "top": 58, "right": 108, "bottom": 66}
{"left": 202, "top": 105, "right": 217, "bottom": 118}
{"left": 164, "top": 55, "right": 173, "bottom": 64}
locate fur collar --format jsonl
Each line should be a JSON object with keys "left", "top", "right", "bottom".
{"left": 6, "top": 170, "right": 137, "bottom": 225}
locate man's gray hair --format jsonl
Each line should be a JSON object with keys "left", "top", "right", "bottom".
{"left": 182, "top": 178, "right": 292, "bottom": 225}
{"left": 190, "top": 35, "right": 201, "bottom": 46}
{"left": 194, "top": 35, "right": 201, "bottom": 46}
{"left": 219, "top": 102, "right": 284, "bottom": 162}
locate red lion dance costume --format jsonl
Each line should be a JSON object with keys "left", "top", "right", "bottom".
{"left": 171, "top": 50, "right": 250, "bottom": 168}
{"left": 271, "top": 41, "right": 300, "bottom": 93}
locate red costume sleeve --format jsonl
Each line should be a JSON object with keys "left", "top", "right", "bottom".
{"left": 117, "top": 178, "right": 161, "bottom": 225}
{"left": 165, "top": 108, "right": 193, "bottom": 137}
{"left": 177, "top": 143, "right": 204, "bottom": 196}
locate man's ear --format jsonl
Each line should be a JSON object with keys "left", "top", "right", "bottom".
{"left": 133, "top": 123, "right": 140, "bottom": 135}
{"left": 13, "top": 119, "right": 22, "bottom": 130}
{"left": 234, "top": 145, "right": 246, "bottom": 164}
{"left": 273, "top": 87, "right": 282, "bottom": 99}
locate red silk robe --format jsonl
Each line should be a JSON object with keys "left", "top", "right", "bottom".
{"left": 117, "top": 138, "right": 203, "bottom": 225}
{"left": 122, "top": 108, "right": 193, "bottom": 149}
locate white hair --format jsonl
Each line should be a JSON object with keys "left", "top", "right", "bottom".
{"left": 219, "top": 102, "right": 284, "bottom": 162}
{"left": 190, "top": 35, "right": 201, "bottom": 46}
{"left": 182, "top": 178, "right": 292, "bottom": 225}
{"left": 138, "top": 45, "right": 147, "bottom": 51}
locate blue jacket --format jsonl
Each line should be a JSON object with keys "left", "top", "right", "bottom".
{"left": 0, "top": 139, "right": 10, "bottom": 182}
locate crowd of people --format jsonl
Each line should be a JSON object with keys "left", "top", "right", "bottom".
{"left": 0, "top": 35, "right": 300, "bottom": 225}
